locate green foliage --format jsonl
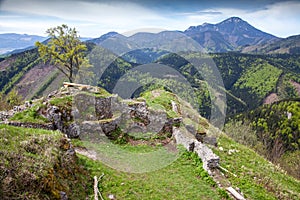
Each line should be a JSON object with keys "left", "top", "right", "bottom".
{"left": 244, "top": 101, "right": 300, "bottom": 154}
{"left": 97, "top": 52, "right": 300, "bottom": 119}
{"left": 79, "top": 88, "right": 111, "bottom": 98}
{"left": 233, "top": 61, "right": 282, "bottom": 103}
{"left": 35, "top": 24, "right": 88, "bottom": 82}
{"left": 228, "top": 100, "right": 300, "bottom": 179}
{"left": 121, "top": 48, "right": 169, "bottom": 64}
{"left": 224, "top": 120, "right": 260, "bottom": 148}
{"left": 277, "top": 74, "right": 299, "bottom": 99}
{"left": 192, "top": 157, "right": 217, "bottom": 187}
{"left": 110, "top": 127, "right": 128, "bottom": 144}
{"left": 0, "top": 93, "right": 9, "bottom": 110}
{"left": 6, "top": 88, "right": 23, "bottom": 108}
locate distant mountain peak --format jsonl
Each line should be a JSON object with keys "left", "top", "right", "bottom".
{"left": 217, "top": 17, "right": 250, "bottom": 27}
{"left": 202, "top": 22, "right": 212, "bottom": 26}
{"left": 88, "top": 31, "right": 119, "bottom": 44}
{"left": 224, "top": 16, "right": 243, "bottom": 22}
{"left": 184, "top": 17, "right": 278, "bottom": 52}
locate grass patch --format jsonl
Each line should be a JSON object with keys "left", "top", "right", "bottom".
{"left": 76, "top": 88, "right": 112, "bottom": 98}
{"left": 77, "top": 145, "right": 226, "bottom": 200}
{"left": 10, "top": 104, "right": 49, "bottom": 123}
{"left": 49, "top": 95, "right": 73, "bottom": 107}
{"left": 141, "top": 89, "right": 180, "bottom": 118}
{"left": 215, "top": 134, "right": 300, "bottom": 200}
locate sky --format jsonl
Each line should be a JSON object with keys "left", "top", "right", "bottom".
{"left": 0, "top": 0, "right": 300, "bottom": 38}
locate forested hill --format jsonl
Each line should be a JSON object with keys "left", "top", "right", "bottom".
{"left": 226, "top": 99, "right": 300, "bottom": 179}
{"left": 154, "top": 52, "right": 300, "bottom": 116}
{"left": 1, "top": 46, "right": 299, "bottom": 119}
{"left": 242, "top": 34, "right": 300, "bottom": 54}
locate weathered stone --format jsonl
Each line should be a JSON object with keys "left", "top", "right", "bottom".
{"left": 0, "top": 111, "right": 11, "bottom": 121}
{"left": 99, "top": 118, "right": 119, "bottom": 135}
{"left": 79, "top": 121, "right": 107, "bottom": 142}
{"left": 185, "top": 124, "right": 196, "bottom": 135}
{"left": 173, "top": 127, "right": 195, "bottom": 152}
{"left": 146, "top": 109, "right": 168, "bottom": 134}
{"left": 171, "top": 100, "right": 179, "bottom": 113}
{"left": 73, "top": 93, "right": 97, "bottom": 121}
{"left": 60, "top": 191, "right": 68, "bottom": 200}
{"left": 173, "top": 127, "right": 219, "bottom": 173}
{"left": 67, "top": 123, "right": 80, "bottom": 138}
{"left": 47, "top": 106, "right": 63, "bottom": 130}
{"left": 226, "top": 187, "right": 246, "bottom": 200}
{"left": 47, "top": 90, "right": 58, "bottom": 98}
{"left": 158, "top": 117, "right": 182, "bottom": 137}
{"left": 194, "top": 141, "right": 219, "bottom": 171}
{"left": 203, "top": 136, "right": 218, "bottom": 147}
{"left": 95, "top": 96, "right": 114, "bottom": 120}
{"left": 128, "top": 101, "right": 149, "bottom": 125}
{"left": 24, "top": 101, "right": 33, "bottom": 108}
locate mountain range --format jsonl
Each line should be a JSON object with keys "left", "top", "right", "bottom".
{"left": 0, "top": 34, "right": 91, "bottom": 55}
{"left": 0, "top": 33, "right": 46, "bottom": 54}
{"left": 1, "top": 17, "right": 300, "bottom": 55}
{"left": 184, "top": 16, "right": 279, "bottom": 52}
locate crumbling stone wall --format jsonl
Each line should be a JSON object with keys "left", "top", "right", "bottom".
{"left": 173, "top": 127, "right": 219, "bottom": 173}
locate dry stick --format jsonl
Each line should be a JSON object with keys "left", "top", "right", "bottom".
{"left": 94, "top": 176, "right": 98, "bottom": 200}
{"left": 94, "top": 174, "right": 105, "bottom": 200}
{"left": 218, "top": 165, "right": 237, "bottom": 177}
{"left": 98, "top": 173, "right": 105, "bottom": 200}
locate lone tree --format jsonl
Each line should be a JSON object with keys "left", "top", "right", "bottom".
{"left": 36, "top": 24, "right": 88, "bottom": 83}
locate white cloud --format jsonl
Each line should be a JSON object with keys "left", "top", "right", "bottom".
{"left": 0, "top": 0, "right": 299, "bottom": 37}
{"left": 177, "top": 1, "right": 300, "bottom": 37}
{"left": 0, "top": 0, "right": 168, "bottom": 36}
{"left": 243, "top": 1, "right": 300, "bottom": 37}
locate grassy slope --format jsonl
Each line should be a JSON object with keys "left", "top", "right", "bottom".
{"left": 0, "top": 125, "right": 90, "bottom": 200}
{"left": 1, "top": 122, "right": 300, "bottom": 199}
{"left": 215, "top": 134, "right": 300, "bottom": 200}
{"left": 0, "top": 124, "right": 224, "bottom": 200}
{"left": 77, "top": 149, "right": 223, "bottom": 200}
{"left": 75, "top": 134, "right": 300, "bottom": 200}
{"left": 2, "top": 90, "right": 300, "bottom": 199}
